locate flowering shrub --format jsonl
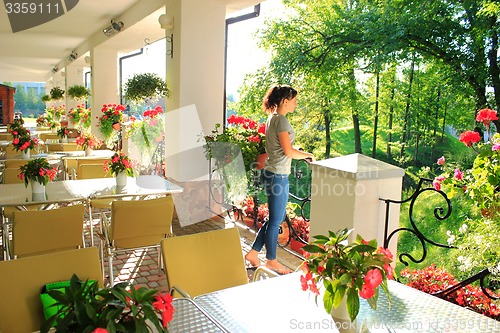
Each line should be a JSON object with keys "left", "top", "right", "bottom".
{"left": 204, "top": 114, "right": 266, "bottom": 173}
{"left": 97, "top": 104, "right": 125, "bottom": 139}
{"left": 126, "top": 105, "right": 164, "bottom": 150}
{"left": 36, "top": 114, "right": 48, "bottom": 127}
{"left": 76, "top": 132, "right": 102, "bottom": 150}
{"left": 103, "top": 152, "right": 134, "bottom": 176}
{"left": 40, "top": 274, "right": 174, "bottom": 333}
{"left": 18, "top": 157, "right": 57, "bottom": 186}
{"left": 433, "top": 108, "right": 500, "bottom": 217}
{"left": 291, "top": 216, "right": 309, "bottom": 243}
{"left": 68, "top": 104, "right": 91, "bottom": 129}
{"left": 56, "top": 126, "right": 70, "bottom": 139}
{"left": 300, "top": 228, "right": 394, "bottom": 321}
{"left": 46, "top": 105, "right": 66, "bottom": 120}
{"left": 400, "top": 265, "right": 499, "bottom": 320}
{"left": 10, "top": 125, "right": 38, "bottom": 152}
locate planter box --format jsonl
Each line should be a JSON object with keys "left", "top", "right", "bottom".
{"left": 290, "top": 239, "right": 308, "bottom": 256}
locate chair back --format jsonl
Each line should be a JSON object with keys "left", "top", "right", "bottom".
{"left": 78, "top": 163, "right": 111, "bottom": 179}
{"left": 111, "top": 196, "right": 174, "bottom": 248}
{"left": 4, "top": 144, "right": 19, "bottom": 157}
{"left": 0, "top": 132, "right": 12, "bottom": 140}
{"left": 0, "top": 247, "right": 103, "bottom": 333}
{"left": 12, "top": 204, "right": 85, "bottom": 258}
{"left": 61, "top": 142, "right": 79, "bottom": 151}
{"left": 2, "top": 167, "right": 24, "bottom": 184}
{"left": 39, "top": 133, "right": 59, "bottom": 142}
{"left": 161, "top": 228, "right": 249, "bottom": 298}
{"left": 5, "top": 158, "right": 29, "bottom": 169}
{"left": 46, "top": 143, "right": 64, "bottom": 152}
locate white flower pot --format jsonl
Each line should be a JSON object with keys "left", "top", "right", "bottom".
{"left": 60, "top": 137, "right": 68, "bottom": 143}
{"left": 21, "top": 149, "right": 31, "bottom": 159}
{"left": 116, "top": 171, "right": 127, "bottom": 187}
{"left": 31, "top": 181, "right": 45, "bottom": 194}
{"left": 85, "top": 147, "right": 93, "bottom": 156}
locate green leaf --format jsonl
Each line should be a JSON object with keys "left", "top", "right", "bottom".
{"left": 346, "top": 288, "right": 360, "bottom": 321}
{"left": 333, "top": 285, "right": 346, "bottom": 308}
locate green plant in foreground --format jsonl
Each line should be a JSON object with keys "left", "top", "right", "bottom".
{"left": 41, "top": 274, "right": 174, "bottom": 333}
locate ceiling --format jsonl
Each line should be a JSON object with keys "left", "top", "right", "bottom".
{"left": 0, "top": 0, "right": 261, "bottom": 83}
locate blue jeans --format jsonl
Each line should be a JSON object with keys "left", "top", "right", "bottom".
{"left": 251, "top": 169, "right": 289, "bottom": 260}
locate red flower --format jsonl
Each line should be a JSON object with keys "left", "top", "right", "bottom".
{"left": 459, "top": 130, "right": 481, "bottom": 147}
{"left": 363, "top": 268, "right": 383, "bottom": 289}
{"left": 153, "top": 292, "right": 174, "bottom": 328}
{"left": 92, "top": 329, "right": 108, "bottom": 333}
{"left": 476, "top": 108, "right": 498, "bottom": 128}
{"left": 384, "top": 263, "right": 394, "bottom": 280}
{"left": 359, "top": 283, "right": 375, "bottom": 299}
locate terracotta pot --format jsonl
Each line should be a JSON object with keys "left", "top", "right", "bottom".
{"left": 278, "top": 221, "right": 290, "bottom": 245}
{"left": 112, "top": 122, "right": 121, "bottom": 130}
{"left": 255, "top": 153, "right": 268, "bottom": 170}
{"left": 290, "top": 239, "right": 305, "bottom": 255}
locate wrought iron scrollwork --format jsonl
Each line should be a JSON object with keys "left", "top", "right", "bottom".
{"left": 381, "top": 177, "right": 497, "bottom": 300}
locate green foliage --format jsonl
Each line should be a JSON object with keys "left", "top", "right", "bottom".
{"left": 124, "top": 73, "right": 169, "bottom": 103}
{"left": 40, "top": 274, "right": 171, "bottom": 333}
{"left": 67, "top": 85, "right": 90, "bottom": 101}
{"left": 301, "top": 228, "right": 393, "bottom": 321}
{"left": 50, "top": 86, "right": 65, "bottom": 100}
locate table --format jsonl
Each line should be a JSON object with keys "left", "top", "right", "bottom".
{"left": 195, "top": 272, "right": 339, "bottom": 333}
{"left": 194, "top": 273, "right": 500, "bottom": 333}
{"left": 169, "top": 298, "right": 228, "bottom": 332}
{"left": 0, "top": 175, "right": 183, "bottom": 257}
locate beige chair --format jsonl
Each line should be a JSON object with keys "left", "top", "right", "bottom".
{"left": 0, "top": 247, "right": 103, "bottom": 333}
{"left": 46, "top": 143, "right": 64, "bottom": 152}
{"left": 160, "top": 227, "right": 277, "bottom": 298}
{"left": 2, "top": 167, "right": 23, "bottom": 184}
{"left": 77, "top": 163, "right": 113, "bottom": 246}
{"left": 79, "top": 163, "right": 112, "bottom": 179}
{"left": 4, "top": 144, "right": 19, "bottom": 158}
{"left": 101, "top": 196, "right": 175, "bottom": 286}
{"left": 4, "top": 158, "right": 32, "bottom": 169}
{"left": 77, "top": 157, "right": 110, "bottom": 175}
{"left": 0, "top": 132, "right": 12, "bottom": 140}
{"left": 11, "top": 204, "right": 85, "bottom": 258}
{"left": 39, "top": 132, "right": 60, "bottom": 142}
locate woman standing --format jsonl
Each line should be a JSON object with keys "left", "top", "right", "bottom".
{"left": 245, "top": 85, "right": 314, "bottom": 274}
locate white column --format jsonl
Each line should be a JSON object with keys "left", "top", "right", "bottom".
{"left": 309, "top": 154, "right": 405, "bottom": 257}
{"left": 164, "top": 0, "right": 225, "bottom": 182}
{"left": 90, "top": 46, "right": 119, "bottom": 139}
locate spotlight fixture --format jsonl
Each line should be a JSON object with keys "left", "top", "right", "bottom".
{"left": 52, "top": 66, "right": 59, "bottom": 73}
{"left": 103, "top": 19, "right": 124, "bottom": 37}
{"left": 67, "top": 51, "right": 78, "bottom": 61}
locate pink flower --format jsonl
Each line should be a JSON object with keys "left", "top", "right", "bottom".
{"left": 493, "top": 144, "right": 500, "bottom": 151}
{"left": 359, "top": 283, "right": 375, "bottom": 299}
{"left": 364, "top": 268, "right": 383, "bottom": 289}
{"left": 437, "top": 156, "right": 445, "bottom": 165}
{"left": 454, "top": 169, "right": 464, "bottom": 181}
{"left": 384, "top": 263, "right": 394, "bottom": 280}
{"left": 376, "top": 247, "right": 394, "bottom": 260}
{"left": 433, "top": 180, "right": 441, "bottom": 191}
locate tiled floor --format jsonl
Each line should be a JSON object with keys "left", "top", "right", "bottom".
{"left": 95, "top": 213, "right": 305, "bottom": 292}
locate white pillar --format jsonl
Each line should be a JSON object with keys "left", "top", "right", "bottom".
{"left": 164, "top": 0, "right": 225, "bottom": 182}
{"left": 90, "top": 46, "right": 119, "bottom": 140}
{"left": 309, "top": 154, "right": 405, "bottom": 257}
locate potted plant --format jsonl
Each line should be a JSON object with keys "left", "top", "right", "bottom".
{"left": 76, "top": 132, "right": 102, "bottom": 155}
{"left": 123, "top": 73, "right": 170, "bottom": 103}
{"left": 41, "top": 95, "right": 51, "bottom": 102}
{"left": 126, "top": 105, "right": 165, "bottom": 150}
{"left": 67, "top": 84, "right": 90, "bottom": 101}
{"left": 40, "top": 274, "right": 174, "bottom": 333}
{"left": 301, "top": 228, "right": 394, "bottom": 322}
{"left": 97, "top": 104, "right": 125, "bottom": 140}
{"left": 18, "top": 157, "right": 58, "bottom": 194}
{"left": 10, "top": 125, "right": 39, "bottom": 158}
{"left": 68, "top": 104, "right": 91, "bottom": 130}
{"left": 290, "top": 216, "right": 310, "bottom": 255}
{"left": 57, "top": 126, "right": 70, "bottom": 142}
{"left": 103, "top": 152, "right": 135, "bottom": 186}
{"left": 50, "top": 86, "right": 65, "bottom": 100}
